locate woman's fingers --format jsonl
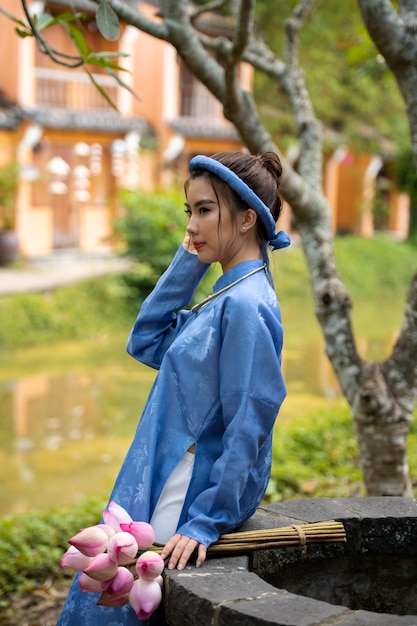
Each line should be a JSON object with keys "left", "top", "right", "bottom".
{"left": 160, "top": 534, "right": 205, "bottom": 570}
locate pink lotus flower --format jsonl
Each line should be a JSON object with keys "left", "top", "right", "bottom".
{"left": 129, "top": 578, "right": 162, "bottom": 620}
{"left": 106, "top": 566, "right": 134, "bottom": 597}
{"left": 120, "top": 521, "right": 155, "bottom": 550}
{"left": 135, "top": 551, "right": 164, "bottom": 581}
{"left": 60, "top": 545, "right": 93, "bottom": 571}
{"left": 68, "top": 526, "right": 109, "bottom": 557}
{"left": 107, "top": 532, "right": 138, "bottom": 565}
{"left": 97, "top": 590, "right": 130, "bottom": 607}
{"left": 79, "top": 573, "right": 109, "bottom": 593}
{"left": 102, "top": 501, "right": 133, "bottom": 532}
{"left": 83, "top": 553, "right": 119, "bottom": 582}
{"left": 93, "top": 523, "right": 116, "bottom": 540}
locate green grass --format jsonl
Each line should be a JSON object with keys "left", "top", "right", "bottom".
{"left": 0, "top": 275, "right": 134, "bottom": 351}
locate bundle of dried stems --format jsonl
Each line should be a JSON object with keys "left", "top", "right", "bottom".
{"left": 152, "top": 520, "right": 346, "bottom": 557}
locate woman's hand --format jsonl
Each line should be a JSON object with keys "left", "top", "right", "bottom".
{"left": 183, "top": 234, "right": 198, "bottom": 254}
{"left": 160, "top": 534, "right": 207, "bottom": 570}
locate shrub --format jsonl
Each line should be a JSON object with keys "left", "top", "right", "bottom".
{"left": 0, "top": 496, "right": 106, "bottom": 607}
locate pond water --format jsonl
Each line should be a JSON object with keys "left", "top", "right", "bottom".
{"left": 0, "top": 296, "right": 403, "bottom": 518}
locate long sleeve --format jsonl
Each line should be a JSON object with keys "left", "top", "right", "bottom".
{"left": 127, "top": 246, "right": 210, "bottom": 369}
{"left": 176, "top": 290, "right": 286, "bottom": 545}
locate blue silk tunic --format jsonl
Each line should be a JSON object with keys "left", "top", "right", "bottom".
{"left": 57, "top": 246, "right": 286, "bottom": 625}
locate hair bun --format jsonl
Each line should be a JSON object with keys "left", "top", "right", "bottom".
{"left": 259, "top": 152, "right": 282, "bottom": 188}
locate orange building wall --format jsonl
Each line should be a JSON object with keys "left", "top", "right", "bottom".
{"left": 0, "top": 0, "right": 22, "bottom": 102}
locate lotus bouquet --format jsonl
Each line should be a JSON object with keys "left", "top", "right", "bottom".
{"left": 60, "top": 501, "right": 164, "bottom": 621}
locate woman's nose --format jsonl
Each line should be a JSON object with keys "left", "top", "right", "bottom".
{"left": 186, "top": 214, "right": 198, "bottom": 234}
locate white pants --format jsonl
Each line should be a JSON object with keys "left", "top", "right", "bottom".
{"left": 150, "top": 451, "right": 195, "bottom": 543}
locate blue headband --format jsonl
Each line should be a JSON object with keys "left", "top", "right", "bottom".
{"left": 189, "top": 155, "right": 290, "bottom": 251}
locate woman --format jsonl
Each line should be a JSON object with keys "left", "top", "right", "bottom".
{"left": 58, "top": 150, "right": 290, "bottom": 625}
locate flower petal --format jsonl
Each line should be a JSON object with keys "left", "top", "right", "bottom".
{"left": 79, "top": 573, "right": 108, "bottom": 593}
{"left": 128, "top": 578, "right": 162, "bottom": 620}
{"left": 83, "top": 553, "right": 119, "bottom": 582}
{"left": 120, "top": 521, "right": 155, "bottom": 550}
{"left": 60, "top": 546, "right": 93, "bottom": 572}
{"left": 135, "top": 551, "right": 164, "bottom": 581}
{"left": 106, "top": 566, "right": 134, "bottom": 597}
{"left": 107, "top": 531, "right": 138, "bottom": 565}
{"left": 102, "top": 501, "right": 133, "bottom": 532}
{"left": 68, "top": 526, "right": 109, "bottom": 557}
{"left": 97, "top": 590, "right": 130, "bottom": 607}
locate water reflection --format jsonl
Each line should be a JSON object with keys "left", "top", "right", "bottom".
{"left": 0, "top": 326, "right": 398, "bottom": 517}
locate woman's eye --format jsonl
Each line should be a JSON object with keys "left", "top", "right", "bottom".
{"left": 184, "top": 208, "right": 191, "bottom": 217}
{"left": 199, "top": 206, "right": 210, "bottom": 214}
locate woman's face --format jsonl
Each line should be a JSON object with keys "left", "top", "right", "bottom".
{"left": 185, "top": 177, "right": 245, "bottom": 272}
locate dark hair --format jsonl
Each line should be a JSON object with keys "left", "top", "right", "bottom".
{"left": 186, "top": 151, "right": 283, "bottom": 245}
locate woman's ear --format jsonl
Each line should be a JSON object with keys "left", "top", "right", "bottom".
{"left": 240, "top": 209, "right": 258, "bottom": 232}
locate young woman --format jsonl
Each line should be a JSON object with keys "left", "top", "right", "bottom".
{"left": 58, "top": 151, "right": 290, "bottom": 625}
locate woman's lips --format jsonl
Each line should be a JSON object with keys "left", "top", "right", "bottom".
{"left": 193, "top": 242, "right": 205, "bottom": 250}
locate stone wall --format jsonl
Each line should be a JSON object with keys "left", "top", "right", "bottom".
{"left": 163, "top": 497, "right": 417, "bottom": 626}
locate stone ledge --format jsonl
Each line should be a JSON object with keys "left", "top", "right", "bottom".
{"left": 164, "top": 497, "right": 417, "bottom": 626}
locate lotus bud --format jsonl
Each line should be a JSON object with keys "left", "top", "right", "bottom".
{"left": 79, "top": 573, "right": 109, "bottom": 593}
{"left": 97, "top": 590, "right": 130, "bottom": 607}
{"left": 120, "top": 521, "right": 155, "bottom": 550}
{"left": 128, "top": 578, "right": 162, "bottom": 621}
{"left": 68, "top": 526, "right": 109, "bottom": 557}
{"left": 102, "top": 501, "right": 133, "bottom": 532}
{"left": 106, "top": 566, "right": 134, "bottom": 597}
{"left": 93, "top": 523, "right": 116, "bottom": 540}
{"left": 155, "top": 575, "right": 163, "bottom": 588}
{"left": 83, "top": 552, "right": 119, "bottom": 582}
{"left": 135, "top": 551, "right": 164, "bottom": 581}
{"left": 107, "top": 531, "right": 138, "bottom": 565}
{"left": 60, "top": 545, "right": 93, "bottom": 571}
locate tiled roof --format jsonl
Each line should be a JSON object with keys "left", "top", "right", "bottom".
{"left": 0, "top": 108, "right": 22, "bottom": 130}
{"left": 24, "top": 106, "right": 154, "bottom": 136}
{"left": 0, "top": 93, "right": 22, "bottom": 129}
{"left": 169, "top": 117, "right": 240, "bottom": 140}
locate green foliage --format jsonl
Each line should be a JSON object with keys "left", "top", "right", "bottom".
{"left": 0, "top": 496, "right": 106, "bottom": 607}
{"left": 391, "top": 145, "right": 417, "bottom": 239}
{"left": 0, "top": 162, "right": 19, "bottom": 230}
{"left": 266, "top": 403, "right": 364, "bottom": 501}
{"left": 254, "top": 0, "right": 408, "bottom": 151}
{"left": 267, "top": 402, "right": 417, "bottom": 502}
{"left": 333, "top": 235, "right": 417, "bottom": 299}
{"left": 0, "top": 275, "right": 133, "bottom": 351}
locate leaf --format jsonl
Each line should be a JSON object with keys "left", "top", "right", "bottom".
{"left": 32, "top": 12, "right": 56, "bottom": 31}
{"left": 96, "top": 0, "right": 120, "bottom": 42}
{"left": 105, "top": 68, "right": 141, "bottom": 102}
{"left": 36, "top": 12, "right": 88, "bottom": 30}
{"left": 64, "top": 22, "right": 91, "bottom": 58}
{"left": 85, "top": 68, "right": 117, "bottom": 110}
{"left": 15, "top": 27, "right": 32, "bottom": 38}
{"left": 86, "top": 54, "right": 127, "bottom": 72}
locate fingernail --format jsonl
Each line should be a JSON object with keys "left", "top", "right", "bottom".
{"left": 177, "top": 563, "right": 184, "bottom": 571}
{"left": 168, "top": 563, "right": 174, "bottom": 570}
